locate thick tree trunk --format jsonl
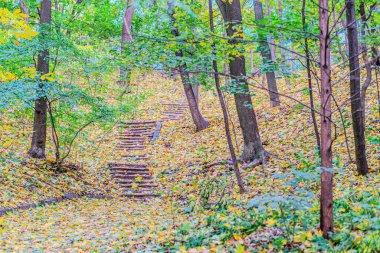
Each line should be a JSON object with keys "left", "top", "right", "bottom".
{"left": 216, "top": 0, "right": 265, "bottom": 161}
{"left": 302, "top": 0, "right": 320, "bottom": 151}
{"left": 119, "top": 0, "right": 135, "bottom": 86}
{"left": 253, "top": 0, "right": 281, "bottom": 107}
{"left": 168, "top": 2, "right": 209, "bottom": 131}
{"left": 346, "top": 0, "right": 368, "bottom": 175}
{"left": 319, "top": 0, "right": 334, "bottom": 238}
{"left": 29, "top": 0, "right": 51, "bottom": 159}
{"left": 208, "top": 0, "right": 245, "bottom": 193}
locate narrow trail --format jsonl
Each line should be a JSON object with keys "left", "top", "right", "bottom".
{"left": 110, "top": 100, "right": 188, "bottom": 198}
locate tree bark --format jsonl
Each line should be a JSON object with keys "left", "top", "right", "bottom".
{"left": 359, "top": 1, "right": 373, "bottom": 129}
{"left": 216, "top": 0, "right": 265, "bottom": 162}
{"left": 346, "top": 0, "right": 369, "bottom": 175}
{"left": 119, "top": 0, "right": 135, "bottom": 86}
{"left": 168, "top": 2, "right": 209, "bottom": 132}
{"left": 29, "top": 0, "right": 51, "bottom": 159}
{"left": 266, "top": 1, "right": 276, "bottom": 60}
{"left": 302, "top": 0, "right": 321, "bottom": 151}
{"left": 20, "top": 1, "right": 29, "bottom": 21}
{"left": 277, "top": 0, "right": 291, "bottom": 86}
{"left": 319, "top": 0, "right": 334, "bottom": 238}
{"left": 208, "top": 0, "right": 245, "bottom": 193}
{"left": 253, "top": 0, "right": 281, "bottom": 107}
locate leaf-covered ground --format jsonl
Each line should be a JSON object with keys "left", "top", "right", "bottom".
{"left": 1, "top": 72, "right": 379, "bottom": 252}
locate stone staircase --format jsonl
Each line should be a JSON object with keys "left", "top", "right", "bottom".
{"left": 110, "top": 100, "right": 188, "bottom": 198}
{"left": 110, "top": 121, "right": 160, "bottom": 198}
{"left": 162, "top": 102, "right": 188, "bottom": 121}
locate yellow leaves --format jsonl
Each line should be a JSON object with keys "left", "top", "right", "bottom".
{"left": 178, "top": 246, "right": 187, "bottom": 252}
{"left": 0, "top": 7, "right": 37, "bottom": 44}
{"left": 13, "top": 39, "right": 20, "bottom": 46}
{"left": 233, "top": 233, "right": 242, "bottom": 241}
{"left": 294, "top": 231, "right": 313, "bottom": 243}
{"left": 354, "top": 235, "right": 362, "bottom": 244}
{"left": 0, "top": 70, "right": 16, "bottom": 81}
{"left": 135, "top": 176, "right": 143, "bottom": 182}
{"left": 40, "top": 72, "right": 55, "bottom": 82}
{"left": 266, "top": 218, "right": 276, "bottom": 227}
{"left": 236, "top": 244, "right": 245, "bottom": 253}
{"left": 3, "top": 139, "right": 12, "bottom": 149}
{"left": 351, "top": 205, "right": 363, "bottom": 213}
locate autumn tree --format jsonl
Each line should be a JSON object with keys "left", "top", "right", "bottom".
{"left": 319, "top": 0, "right": 334, "bottom": 238}
{"left": 29, "top": 0, "right": 51, "bottom": 158}
{"left": 345, "top": 0, "right": 368, "bottom": 175}
{"left": 119, "top": 0, "right": 135, "bottom": 86}
{"left": 167, "top": 1, "right": 209, "bottom": 132}
{"left": 253, "top": 0, "right": 281, "bottom": 107}
{"left": 216, "top": 0, "right": 265, "bottom": 162}
{"left": 208, "top": 0, "right": 245, "bottom": 193}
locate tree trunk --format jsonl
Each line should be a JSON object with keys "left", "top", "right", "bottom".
{"left": 253, "top": 0, "right": 281, "bottom": 107}
{"left": 277, "top": 0, "right": 291, "bottom": 86}
{"left": 346, "top": 0, "right": 369, "bottom": 175}
{"left": 302, "top": 0, "right": 321, "bottom": 151}
{"left": 20, "top": 1, "right": 29, "bottom": 21}
{"left": 266, "top": 1, "right": 276, "bottom": 60}
{"left": 192, "top": 84, "right": 199, "bottom": 104}
{"left": 216, "top": 0, "right": 265, "bottom": 162}
{"left": 208, "top": 0, "right": 245, "bottom": 193}
{"left": 168, "top": 2, "right": 209, "bottom": 132}
{"left": 119, "top": 0, "right": 135, "bottom": 86}
{"left": 359, "top": 1, "right": 373, "bottom": 130}
{"left": 332, "top": 9, "right": 347, "bottom": 63}
{"left": 319, "top": 0, "right": 334, "bottom": 239}
{"left": 29, "top": 0, "right": 51, "bottom": 159}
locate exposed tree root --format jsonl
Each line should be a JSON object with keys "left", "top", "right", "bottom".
{"left": 241, "top": 150, "right": 277, "bottom": 170}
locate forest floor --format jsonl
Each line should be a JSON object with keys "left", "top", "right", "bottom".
{"left": 1, "top": 72, "right": 379, "bottom": 252}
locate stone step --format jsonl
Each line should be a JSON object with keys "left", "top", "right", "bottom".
{"left": 119, "top": 134, "right": 153, "bottom": 137}
{"left": 112, "top": 174, "right": 153, "bottom": 180}
{"left": 109, "top": 163, "right": 147, "bottom": 167}
{"left": 121, "top": 154, "right": 148, "bottom": 158}
{"left": 122, "top": 121, "right": 156, "bottom": 125}
{"left": 111, "top": 170, "right": 150, "bottom": 176}
{"left": 110, "top": 166, "right": 148, "bottom": 171}
{"left": 120, "top": 193, "right": 160, "bottom": 198}
{"left": 114, "top": 178, "right": 155, "bottom": 183}
{"left": 115, "top": 146, "right": 146, "bottom": 150}
{"left": 123, "top": 129, "right": 154, "bottom": 133}
{"left": 118, "top": 183, "right": 158, "bottom": 188}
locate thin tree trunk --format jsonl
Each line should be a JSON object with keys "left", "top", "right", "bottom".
{"left": 266, "top": 1, "right": 276, "bottom": 60}
{"left": 277, "top": 0, "right": 291, "bottom": 86}
{"left": 346, "top": 0, "right": 368, "bottom": 175}
{"left": 319, "top": 0, "right": 334, "bottom": 239}
{"left": 359, "top": 1, "right": 373, "bottom": 130}
{"left": 332, "top": 7, "right": 347, "bottom": 63}
{"left": 253, "top": 0, "right": 281, "bottom": 107}
{"left": 302, "top": 0, "right": 321, "bottom": 151}
{"left": 119, "top": 0, "right": 135, "bottom": 86}
{"left": 340, "top": 19, "right": 350, "bottom": 56}
{"left": 168, "top": 2, "right": 209, "bottom": 132}
{"left": 208, "top": 0, "right": 245, "bottom": 193}
{"left": 216, "top": 0, "right": 265, "bottom": 162}
{"left": 20, "top": 1, "right": 29, "bottom": 21}
{"left": 29, "top": 0, "right": 51, "bottom": 159}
